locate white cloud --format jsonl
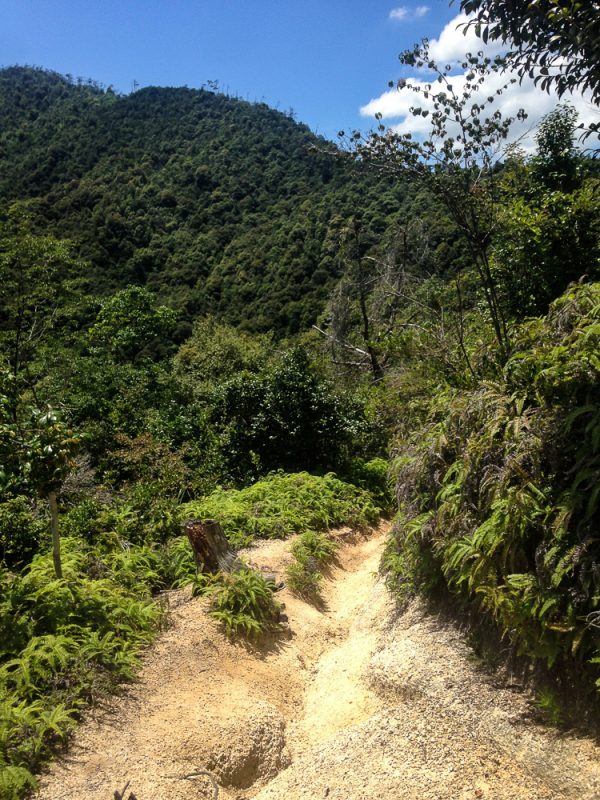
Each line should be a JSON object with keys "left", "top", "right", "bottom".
{"left": 362, "top": 13, "right": 600, "bottom": 152}
{"left": 389, "top": 7, "right": 409, "bottom": 21}
{"left": 427, "top": 12, "right": 505, "bottom": 65}
{"left": 389, "top": 5, "right": 429, "bottom": 22}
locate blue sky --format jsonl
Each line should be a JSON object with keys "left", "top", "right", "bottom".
{"left": 1, "top": 0, "right": 456, "bottom": 139}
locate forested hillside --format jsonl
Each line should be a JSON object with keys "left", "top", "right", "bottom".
{"left": 0, "top": 66, "right": 467, "bottom": 335}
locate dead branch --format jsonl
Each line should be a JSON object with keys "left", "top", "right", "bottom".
{"left": 113, "top": 781, "right": 136, "bottom": 800}
{"left": 165, "top": 769, "right": 220, "bottom": 799}
{"left": 311, "top": 325, "right": 369, "bottom": 358}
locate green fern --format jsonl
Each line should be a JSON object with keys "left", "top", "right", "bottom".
{"left": 0, "top": 764, "right": 38, "bottom": 800}
{"left": 286, "top": 530, "right": 338, "bottom": 600}
{"left": 387, "top": 282, "right": 600, "bottom": 690}
{"left": 200, "top": 568, "right": 281, "bottom": 639}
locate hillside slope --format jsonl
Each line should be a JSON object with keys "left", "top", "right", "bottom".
{"left": 0, "top": 67, "right": 423, "bottom": 334}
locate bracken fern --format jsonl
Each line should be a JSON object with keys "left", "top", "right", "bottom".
{"left": 385, "top": 282, "right": 600, "bottom": 688}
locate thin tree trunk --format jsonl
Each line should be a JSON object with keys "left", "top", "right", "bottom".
{"left": 455, "top": 274, "right": 476, "bottom": 381}
{"left": 358, "top": 287, "right": 385, "bottom": 383}
{"left": 355, "top": 235, "right": 385, "bottom": 383}
{"left": 48, "top": 491, "right": 62, "bottom": 579}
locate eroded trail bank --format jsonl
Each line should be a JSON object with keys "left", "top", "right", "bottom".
{"left": 37, "top": 526, "right": 599, "bottom": 800}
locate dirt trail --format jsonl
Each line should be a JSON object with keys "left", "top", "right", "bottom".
{"left": 36, "top": 525, "right": 600, "bottom": 800}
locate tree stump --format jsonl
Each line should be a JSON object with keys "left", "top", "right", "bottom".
{"left": 183, "top": 519, "right": 243, "bottom": 574}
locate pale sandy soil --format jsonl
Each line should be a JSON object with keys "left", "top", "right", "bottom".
{"left": 36, "top": 524, "right": 600, "bottom": 800}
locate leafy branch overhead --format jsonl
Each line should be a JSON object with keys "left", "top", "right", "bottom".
{"left": 460, "top": 0, "right": 600, "bottom": 106}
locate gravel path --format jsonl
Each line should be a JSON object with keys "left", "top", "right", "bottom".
{"left": 36, "top": 525, "right": 600, "bottom": 800}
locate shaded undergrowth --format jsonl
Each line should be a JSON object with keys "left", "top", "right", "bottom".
{"left": 384, "top": 282, "right": 600, "bottom": 704}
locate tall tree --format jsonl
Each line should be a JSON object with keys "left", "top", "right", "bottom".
{"left": 347, "top": 43, "right": 525, "bottom": 357}
{"left": 89, "top": 286, "right": 177, "bottom": 363}
{"left": 0, "top": 210, "right": 81, "bottom": 400}
{"left": 0, "top": 377, "right": 77, "bottom": 579}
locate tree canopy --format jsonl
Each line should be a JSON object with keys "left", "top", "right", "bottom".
{"left": 461, "top": 0, "right": 600, "bottom": 104}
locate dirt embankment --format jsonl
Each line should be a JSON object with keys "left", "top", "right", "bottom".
{"left": 36, "top": 525, "right": 600, "bottom": 800}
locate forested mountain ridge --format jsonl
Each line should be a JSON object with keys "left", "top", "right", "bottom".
{"left": 0, "top": 66, "right": 429, "bottom": 334}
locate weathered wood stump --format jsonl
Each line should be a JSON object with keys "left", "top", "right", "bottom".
{"left": 183, "top": 519, "right": 243, "bottom": 574}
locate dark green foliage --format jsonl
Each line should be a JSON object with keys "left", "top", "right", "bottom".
{"left": 0, "top": 212, "right": 83, "bottom": 390}
{"left": 531, "top": 104, "right": 580, "bottom": 192}
{"left": 0, "top": 67, "right": 412, "bottom": 336}
{"left": 61, "top": 490, "right": 182, "bottom": 550}
{"left": 88, "top": 286, "right": 178, "bottom": 363}
{"left": 15, "top": 409, "right": 78, "bottom": 498}
{"left": 0, "top": 498, "right": 48, "bottom": 569}
{"left": 492, "top": 180, "right": 600, "bottom": 317}
{"left": 492, "top": 107, "right": 600, "bottom": 318}
{"left": 209, "top": 348, "right": 367, "bottom": 481}
{"left": 182, "top": 471, "right": 380, "bottom": 548}
{"left": 173, "top": 316, "right": 272, "bottom": 399}
{"left": 385, "top": 282, "right": 600, "bottom": 689}
{"left": 460, "top": 0, "right": 600, "bottom": 105}
{"left": 343, "top": 458, "right": 393, "bottom": 513}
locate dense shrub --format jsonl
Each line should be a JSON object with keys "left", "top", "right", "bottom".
{"left": 492, "top": 180, "right": 600, "bottom": 318}
{"left": 385, "top": 282, "right": 600, "bottom": 689}
{"left": 0, "top": 498, "right": 48, "bottom": 568}
{"left": 208, "top": 348, "right": 369, "bottom": 482}
{"left": 343, "top": 457, "right": 393, "bottom": 513}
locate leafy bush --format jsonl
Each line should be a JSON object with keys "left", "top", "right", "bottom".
{"left": 344, "top": 458, "right": 393, "bottom": 512}
{"left": 88, "top": 286, "right": 177, "bottom": 363}
{"left": 181, "top": 471, "right": 380, "bottom": 547}
{"left": 173, "top": 316, "right": 272, "bottom": 399}
{"left": 62, "top": 486, "right": 182, "bottom": 548}
{"left": 208, "top": 348, "right": 368, "bottom": 481}
{"left": 385, "top": 282, "right": 600, "bottom": 690}
{"left": 0, "top": 497, "right": 48, "bottom": 568}
{"left": 493, "top": 179, "right": 600, "bottom": 318}
{"left": 292, "top": 529, "right": 338, "bottom": 565}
